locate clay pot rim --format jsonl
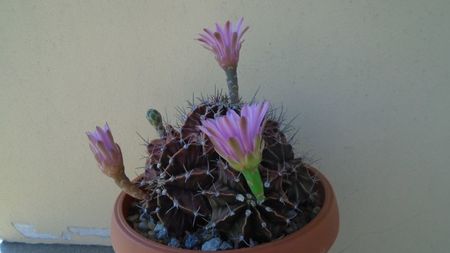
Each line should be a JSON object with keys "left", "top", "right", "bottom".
{"left": 113, "top": 164, "right": 334, "bottom": 252}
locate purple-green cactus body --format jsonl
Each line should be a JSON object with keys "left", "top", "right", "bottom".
{"left": 140, "top": 97, "right": 319, "bottom": 246}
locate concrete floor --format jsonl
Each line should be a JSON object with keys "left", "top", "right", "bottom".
{"left": 0, "top": 242, "right": 114, "bottom": 253}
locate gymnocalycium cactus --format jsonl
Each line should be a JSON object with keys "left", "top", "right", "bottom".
{"left": 87, "top": 18, "right": 320, "bottom": 250}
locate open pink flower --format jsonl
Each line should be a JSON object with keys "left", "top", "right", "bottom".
{"left": 198, "top": 17, "right": 249, "bottom": 70}
{"left": 198, "top": 102, "right": 270, "bottom": 170}
{"left": 86, "top": 123, "right": 124, "bottom": 177}
{"left": 198, "top": 102, "right": 270, "bottom": 201}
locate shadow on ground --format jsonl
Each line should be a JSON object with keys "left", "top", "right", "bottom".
{"left": 0, "top": 241, "right": 114, "bottom": 253}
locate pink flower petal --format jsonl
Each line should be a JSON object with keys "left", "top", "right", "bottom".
{"left": 198, "top": 102, "right": 270, "bottom": 171}
{"left": 86, "top": 123, "right": 124, "bottom": 174}
{"left": 197, "top": 19, "right": 249, "bottom": 69}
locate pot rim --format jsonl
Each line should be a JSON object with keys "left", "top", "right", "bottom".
{"left": 113, "top": 164, "right": 335, "bottom": 252}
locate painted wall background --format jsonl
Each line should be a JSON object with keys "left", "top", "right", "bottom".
{"left": 1, "top": 0, "right": 449, "bottom": 252}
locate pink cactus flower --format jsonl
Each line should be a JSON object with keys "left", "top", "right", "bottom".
{"left": 86, "top": 123, "right": 124, "bottom": 178}
{"left": 198, "top": 102, "right": 270, "bottom": 201}
{"left": 198, "top": 17, "right": 249, "bottom": 70}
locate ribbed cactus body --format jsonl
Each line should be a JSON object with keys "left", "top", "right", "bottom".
{"left": 140, "top": 96, "right": 319, "bottom": 247}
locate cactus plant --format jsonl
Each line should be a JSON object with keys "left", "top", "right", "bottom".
{"left": 88, "top": 18, "right": 321, "bottom": 250}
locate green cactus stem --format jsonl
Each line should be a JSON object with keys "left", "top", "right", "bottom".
{"left": 225, "top": 67, "right": 239, "bottom": 105}
{"left": 146, "top": 109, "right": 166, "bottom": 137}
{"left": 241, "top": 166, "right": 265, "bottom": 202}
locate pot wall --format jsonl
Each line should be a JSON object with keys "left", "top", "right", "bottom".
{"left": 111, "top": 165, "right": 339, "bottom": 253}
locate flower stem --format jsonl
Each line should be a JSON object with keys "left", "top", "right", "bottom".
{"left": 225, "top": 67, "right": 239, "bottom": 105}
{"left": 241, "top": 167, "right": 265, "bottom": 202}
{"left": 112, "top": 170, "right": 146, "bottom": 200}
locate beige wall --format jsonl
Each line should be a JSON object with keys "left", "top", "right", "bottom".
{"left": 1, "top": 0, "right": 450, "bottom": 251}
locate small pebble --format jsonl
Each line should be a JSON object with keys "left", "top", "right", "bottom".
{"left": 200, "top": 228, "right": 218, "bottom": 241}
{"left": 201, "top": 237, "right": 222, "bottom": 251}
{"left": 126, "top": 214, "right": 139, "bottom": 222}
{"left": 137, "top": 221, "right": 149, "bottom": 232}
{"left": 285, "top": 225, "right": 296, "bottom": 234}
{"left": 312, "top": 206, "right": 321, "bottom": 215}
{"left": 249, "top": 239, "right": 258, "bottom": 247}
{"left": 139, "top": 212, "right": 151, "bottom": 221}
{"left": 168, "top": 238, "right": 180, "bottom": 248}
{"left": 184, "top": 233, "right": 200, "bottom": 249}
{"left": 154, "top": 223, "right": 169, "bottom": 241}
{"left": 287, "top": 210, "right": 297, "bottom": 218}
{"left": 219, "top": 241, "right": 233, "bottom": 250}
{"left": 147, "top": 218, "right": 156, "bottom": 230}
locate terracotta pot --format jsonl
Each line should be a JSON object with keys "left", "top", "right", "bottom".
{"left": 111, "top": 164, "right": 339, "bottom": 253}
